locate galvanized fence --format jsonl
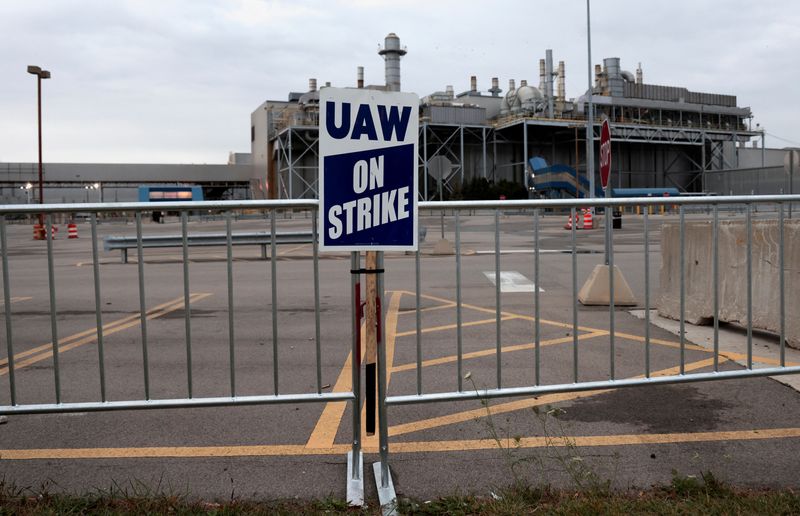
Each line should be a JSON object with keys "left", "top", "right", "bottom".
{"left": 0, "top": 195, "right": 798, "bottom": 510}
{"left": 371, "top": 194, "right": 800, "bottom": 510}
{"left": 0, "top": 199, "right": 365, "bottom": 504}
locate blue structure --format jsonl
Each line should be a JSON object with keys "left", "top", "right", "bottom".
{"left": 528, "top": 158, "right": 604, "bottom": 198}
{"left": 138, "top": 185, "right": 204, "bottom": 202}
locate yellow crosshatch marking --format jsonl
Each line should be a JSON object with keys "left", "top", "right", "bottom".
{"left": 0, "top": 294, "right": 211, "bottom": 376}
{"left": 2, "top": 289, "right": 797, "bottom": 461}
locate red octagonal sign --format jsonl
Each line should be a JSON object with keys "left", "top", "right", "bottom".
{"left": 599, "top": 119, "right": 611, "bottom": 190}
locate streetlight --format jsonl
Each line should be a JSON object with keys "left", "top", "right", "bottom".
{"left": 28, "top": 65, "right": 50, "bottom": 229}
{"left": 20, "top": 183, "right": 33, "bottom": 204}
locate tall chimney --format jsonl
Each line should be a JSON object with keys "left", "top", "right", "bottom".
{"left": 636, "top": 62, "right": 643, "bottom": 85}
{"left": 357, "top": 66, "right": 364, "bottom": 88}
{"left": 545, "top": 49, "right": 554, "bottom": 117}
{"left": 470, "top": 75, "right": 477, "bottom": 92}
{"left": 539, "top": 59, "right": 546, "bottom": 91}
{"left": 508, "top": 78, "right": 516, "bottom": 92}
{"left": 308, "top": 78, "right": 317, "bottom": 92}
{"left": 378, "top": 32, "right": 407, "bottom": 92}
{"left": 557, "top": 61, "right": 565, "bottom": 100}
{"left": 488, "top": 77, "right": 502, "bottom": 97}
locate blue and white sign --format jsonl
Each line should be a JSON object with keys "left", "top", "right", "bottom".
{"left": 319, "top": 87, "right": 419, "bottom": 251}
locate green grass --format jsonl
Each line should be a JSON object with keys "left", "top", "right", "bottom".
{"left": 1, "top": 475, "right": 798, "bottom": 515}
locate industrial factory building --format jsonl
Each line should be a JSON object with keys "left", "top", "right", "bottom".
{"left": 252, "top": 33, "right": 785, "bottom": 201}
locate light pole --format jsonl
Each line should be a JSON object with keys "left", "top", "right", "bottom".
{"left": 585, "top": 0, "right": 595, "bottom": 200}
{"left": 27, "top": 65, "right": 51, "bottom": 228}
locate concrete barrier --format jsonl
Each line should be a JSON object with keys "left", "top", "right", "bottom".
{"left": 658, "top": 219, "right": 799, "bottom": 349}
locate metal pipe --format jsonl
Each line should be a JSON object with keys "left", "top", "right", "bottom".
{"left": 713, "top": 205, "right": 719, "bottom": 371}
{"left": 45, "top": 214, "right": 61, "bottom": 403}
{"left": 181, "top": 211, "right": 193, "bottom": 397}
{"left": 386, "top": 366, "right": 800, "bottom": 406}
{"left": 780, "top": 202, "right": 786, "bottom": 366}
{"left": 376, "top": 252, "right": 389, "bottom": 488}
{"left": 90, "top": 213, "right": 107, "bottom": 401}
{"left": 135, "top": 212, "right": 149, "bottom": 399}
{"left": 571, "top": 207, "right": 578, "bottom": 382}
{"left": 679, "top": 206, "right": 685, "bottom": 374}
{"left": 609, "top": 207, "right": 615, "bottom": 380}
{"left": 0, "top": 392, "right": 356, "bottom": 415}
{"left": 226, "top": 211, "right": 236, "bottom": 396}
{"left": 271, "top": 210, "right": 279, "bottom": 394}
{"left": 0, "top": 217, "right": 17, "bottom": 405}
{"left": 746, "top": 203, "right": 753, "bottom": 369}
{"left": 313, "top": 214, "right": 322, "bottom": 394}
{"left": 2, "top": 194, "right": 800, "bottom": 215}
{"left": 350, "top": 251, "right": 361, "bottom": 475}
{"left": 643, "top": 207, "right": 650, "bottom": 377}
{"left": 456, "top": 211, "right": 463, "bottom": 392}
{"left": 415, "top": 248, "right": 422, "bottom": 395}
{"left": 494, "top": 210, "right": 502, "bottom": 389}
{"left": 534, "top": 209, "right": 541, "bottom": 385}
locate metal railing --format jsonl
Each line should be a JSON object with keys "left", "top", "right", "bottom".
{"left": 0, "top": 195, "right": 798, "bottom": 509}
{"left": 0, "top": 199, "right": 364, "bottom": 504}
{"left": 370, "top": 194, "right": 800, "bottom": 510}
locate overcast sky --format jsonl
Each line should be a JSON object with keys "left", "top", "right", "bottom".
{"left": 2, "top": 0, "right": 799, "bottom": 164}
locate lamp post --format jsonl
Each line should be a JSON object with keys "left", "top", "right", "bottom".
{"left": 27, "top": 65, "right": 50, "bottom": 228}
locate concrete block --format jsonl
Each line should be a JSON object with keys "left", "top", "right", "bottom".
{"left": 658, "top": 219, "right": 800, "bottom": 349}
{"left": 578, "top": 264, "right": 637, "bottom": 306}
{"left": 432, "top": 238, "right": 454, "bottom": 255}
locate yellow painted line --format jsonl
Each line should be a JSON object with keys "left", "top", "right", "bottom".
{"left": 0, "top": 294, "right": 211, "bottom": 376}
{"left": 306, "top": 291, "right": 402, "bottom": 449}
{"left": 305, "top": 347, "right": 361, "bottom": 449}
{"left": 614, "top": 331, "right": 707, "bottom": 352}
{"left": 278, "top": 243, "right": 308, "bottom": 256}
{"left": 397, "top": 302, "right": 457, "bottom": 316}
{"left": 395, "top": 315, "right": 518, "bottom": 338}
{"left": 390, "top": 427, "right": 800, "bottom": 453}
{"left": 0, "top": 296, "right": 33, "bottom": 307}
{"left": 712, "top": 351, "right": 800, "bottom": 368}
{"left": 394, "top": 290, "right": 578, "bottom": 331}
{"left": 391, "top": 332, "right": 608, "bottom": 373}
{"left": 0, "top": 296, "right": 193, "bottom": 368}
{"left": 2, "top": 426, "right": 799, "bottom": 460}
{"left": 389, "top": 356, "right": 724, "bottom": 437}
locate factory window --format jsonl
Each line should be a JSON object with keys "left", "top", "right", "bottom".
{"left": 251, "top": 126, "right": 255, "bottom": 142}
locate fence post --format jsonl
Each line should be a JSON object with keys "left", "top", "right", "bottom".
{"left": 373, "top": 251, "right": 397, "bottom": 514}
{"left": 347, "top": 251, "right": 364, "bottom": 506}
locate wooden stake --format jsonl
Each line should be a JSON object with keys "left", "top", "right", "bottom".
{"left": 365, "top": 251, "right": 377, "bottom": 435}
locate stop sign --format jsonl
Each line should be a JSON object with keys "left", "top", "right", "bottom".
{"left": 599, "top": 119, "right": 611, "bottom": 190}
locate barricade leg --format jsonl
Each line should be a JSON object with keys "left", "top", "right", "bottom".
{"left": 372, "top": 251, "right": 397, "bottom": 514}
{"left": 347, "top": 251, "right": 364, "bottom": 506}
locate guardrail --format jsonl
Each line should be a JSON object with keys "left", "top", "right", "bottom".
{"left": 104, "top": 230, "right": 314, "bottom": 263}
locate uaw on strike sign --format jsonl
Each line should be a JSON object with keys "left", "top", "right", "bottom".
{"left": 319, "top": 87, "right": 419, "bottom": 251}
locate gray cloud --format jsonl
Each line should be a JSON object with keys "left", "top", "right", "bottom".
{"left": 2, "top": 0, "right": 799, "bottom": 164}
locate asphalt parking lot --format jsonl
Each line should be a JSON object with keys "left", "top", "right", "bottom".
{"left": 0, "top": 210, "right": 798, "bottom": 501}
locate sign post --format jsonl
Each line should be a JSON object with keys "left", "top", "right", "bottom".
{"left": 319, "top": 87, "right": 418, "bottom": 484}
{"left": 599, "top": 119, "right": 612, "bottom": 264}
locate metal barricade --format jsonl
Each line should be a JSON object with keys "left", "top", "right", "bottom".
{"left": 0, "top": 199, "right": 364, "bottom": 505}
{"left": 371, "top": 194, "right": 800, "bottom": 511}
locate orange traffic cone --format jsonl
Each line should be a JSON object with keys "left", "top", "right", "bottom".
{"left": 583, "top": 209, "right": 593, "bottom": 229}
{"left": 564, "top": 212, "right": 581, "bottom": 230}
{"left": 67, "top": 223, "right": 78, "bottom": 239}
